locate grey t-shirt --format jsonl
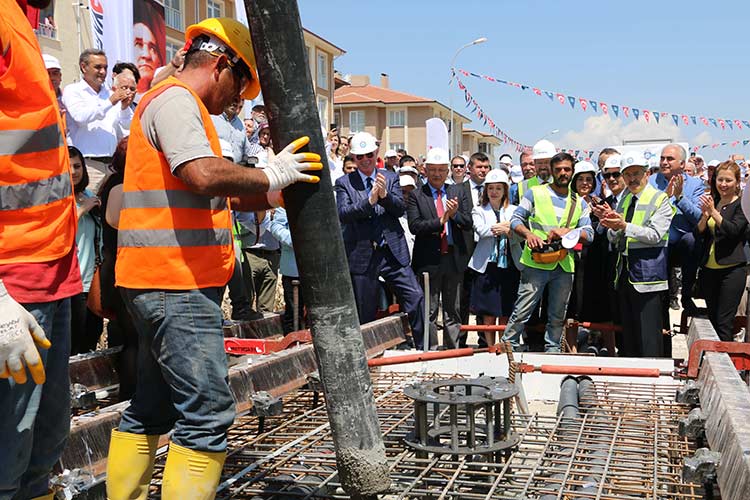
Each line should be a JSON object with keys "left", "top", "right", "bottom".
{"left": 140, "top": 86, "right": 216, "bottom": 173}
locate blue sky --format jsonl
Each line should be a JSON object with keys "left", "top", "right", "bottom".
{"left": 298, "top": 0, "right": 750, "bottom": 162}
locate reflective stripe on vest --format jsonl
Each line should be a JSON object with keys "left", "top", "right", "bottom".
{"left": 621, "top": 185, "right": 672, "bottom": 250}
{"left": 118, "top": 228, "right": 232, "bottom": 248}
{"left": 0, "top": 123, "right": 64, "bottom": 156}
{"left": 122, "top": 190, "right": 228, "bottom": 211}
{"left": 519, "top": 185, "right": 583, "bottom": 272}
{"left": 0, "top": 3, "right": 77, "bottom": 264}
{"left": 0, "top": 172, "right": 72, "bottom": 210}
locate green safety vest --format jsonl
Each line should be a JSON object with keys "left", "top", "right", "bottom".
{"left": 519, "top": 185, "right": 583, "bottom": 272}
{"left": 517, "top": 176, "right": 541, "bottom": 200}
{"left": 615, "top": 184, "right": 675, "bottom": 286}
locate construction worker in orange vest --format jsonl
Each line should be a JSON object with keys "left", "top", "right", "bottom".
{"left": 0, "top": 1, "right": 83, "bottom": 499}
{"left": 105, "top": 18, "right": 322, "bottom": 500}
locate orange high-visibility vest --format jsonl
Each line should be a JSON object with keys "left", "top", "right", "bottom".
{"left": 116, "top": 77, "right": 234, "bottom": 290}
{"left": 0, "top": 1, "right": 76, "bottom": 264}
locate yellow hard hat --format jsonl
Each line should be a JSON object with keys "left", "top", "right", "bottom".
{"left": 185, "top": 17, "right": 260, "bottom": 99}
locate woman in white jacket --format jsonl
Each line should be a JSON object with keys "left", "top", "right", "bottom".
{"left": 468, "top": 169, "right": 522, "bottom": 347}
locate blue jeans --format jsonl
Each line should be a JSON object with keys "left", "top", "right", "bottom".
{"left": 119, "top": 288, "right": 235, "bottom": 452}
{"left": 0, "top": 299, "right": 71, "bottom": 500}
{"left": 502, "top": 266, "right": 574, "bottom": 352}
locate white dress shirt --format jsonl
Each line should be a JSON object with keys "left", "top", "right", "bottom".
{"left": 468, "top": 179, "right": 484, "bottom": 207}
{"left": 62, "top": 79, "right": 133, "bottom": 157}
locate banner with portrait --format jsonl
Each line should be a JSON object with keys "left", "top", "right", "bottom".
{"left": 89, "top": 0, "right": 166, "bottom": 93}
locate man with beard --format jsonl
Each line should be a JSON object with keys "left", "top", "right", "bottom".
{"left": 597, "top": 152, "right": 675, "bottom": 357}
{"left": 514, "top": 139, "right": 555, "bottom": 204}
{"left": 510, "top": 149, "right": 535, "bottom": 204}
{"left": 501, "top": 152, "right": 593, "bottom": 352}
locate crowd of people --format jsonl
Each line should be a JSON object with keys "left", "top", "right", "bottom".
{"left": 3, "top": 1, "right": 750, "bottom": 498}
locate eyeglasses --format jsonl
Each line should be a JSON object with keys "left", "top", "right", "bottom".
{"left": 603, "top": 172, "right": 622, "bottom": 179}
{"left": 355, "top": 153, "right": 374, "bottom": 160}
{"left": 451, "top": 163, "right": 466, "bottom": 168}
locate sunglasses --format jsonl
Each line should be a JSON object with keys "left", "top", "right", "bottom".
{"left": 451, "top": 163, "right": 466, "bottom": 168}
{"left": 355, "top": 152, "right": 374, "bottom": 160}
{"left": 603, "top": 172, "right": 622, "bottom": 179}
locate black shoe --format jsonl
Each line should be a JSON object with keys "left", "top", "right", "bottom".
{"left": 669, "top": 298, "right": 680, "bottom": 310}
{"left": 598, "top": 347, "right": 610, "bottom": 357}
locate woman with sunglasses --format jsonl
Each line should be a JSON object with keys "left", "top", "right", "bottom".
{"left": 446, "top": 155, "right": 467, "bottom": 185}
{"left": 567, "top": 160, "right": 616, "bottom": 354}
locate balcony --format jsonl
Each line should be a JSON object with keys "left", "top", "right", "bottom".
{"left": 34, "top": 24, "right": 57, "bottom": 40}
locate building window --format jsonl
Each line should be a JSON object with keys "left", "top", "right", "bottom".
{"left": 206, "top": 0, "right": 223, "bottom": 18}
{"left": 389, "top": 143, "right": 404, "bottom": 151}
{"left": 316, "top": 51, "right": 328, "bottom": 90}
{"left": 334, "top": 112, "right": 341, "bottom": 130}
{"left": 388, "top": 110, "right": 405, "bottom": 127}
{"left": 478, "top": 142, "right": 489, "bottom": 154}
{"left": 164, "top": 0, "right": 184, "bottom": 30}
{"left": 317, "top": 96, "right": 329, "bottom": 128}
{"left": 349, "top": 111, "right": 365, "bottom": 133}
{"left": 35, "top": 1, "right": 57, "bottom": 39}
{"left": 165, "top": 39, "right": 181, "bottom": 65}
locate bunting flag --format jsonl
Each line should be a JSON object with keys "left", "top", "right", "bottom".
{"left": 453, "top": 71, "right": 529, "bottom": 152}
{"left": 456, "top": 68, "right": 750, "bottom": 129}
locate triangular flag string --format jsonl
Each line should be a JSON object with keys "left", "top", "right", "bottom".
{"left": 456, "top": 68, "right": 748, "bottom": 129}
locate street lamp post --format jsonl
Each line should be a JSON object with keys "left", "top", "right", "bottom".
{"left": 540, "top": 129, "right": 560, "bottom": 141}
{"left": 449, "top": 37, "right": 487, "bottom": 156}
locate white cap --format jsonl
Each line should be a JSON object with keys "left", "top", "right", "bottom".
{"left": 398, "top": 166, "right": 419, "bottom": 176}
{"left": 425, "top": 147, "right": 449, "bottom": 165}
{"left": 532, "top": 139, "right": 556, "bottom": 160}
{"left": 484, "top": 169, "right": 510, "bottom": 186}
{"left": 573, "top": 161, "right": 598, "bottom": 177}
{"left": 498, "top": 154, "right": 513, "bottom": 165}
{"left": 510, "top": 165, "right": 524, "bottom": 183}
{"left": 350, "top": 132, "right": 378, "bottom": 155}
{"left": 399, "top": 175, "right": 416, "bottom": 188}
{"left": 384, "top": 149, "right": 398, "bottom": 158}
{"left": 43, "top": 54, "right": 61, "bottom": 70}
{"left": 603, "top": 154, "right": 622, "bottom": 171}
{"left": 219, "top": 139, "right": 234, "bottom": 160}
{"left": 620, "top": 151, "right": 649, "bottom": 171}
{"left": 695, "top": 154, "right": 704, "bottom": 160}
{"left": 708, "top": 160, "right": 720, "bottom": 167}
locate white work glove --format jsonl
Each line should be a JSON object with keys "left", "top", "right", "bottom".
{"left": 0, "top": 280, "right": 50, "bottom": 384}
{"left": 262, "top": 136, "right": 323, "bottom": 192}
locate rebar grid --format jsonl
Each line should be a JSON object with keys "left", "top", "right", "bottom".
{"left": 151, "top": 372, "right": 703, "bottom": 499}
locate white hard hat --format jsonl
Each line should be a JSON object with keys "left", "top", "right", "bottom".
{"left": 573, "top": 161, "right": 598, "bottom": 177}
{"left": 620, "top": 151, "right": 649, "bottom": 171}
{"left": 707, "top": 160, "right": 720, "bottom": 167}
{"left": 484, "top": 169, "right": 510, "bottom": 186}
{"left": 350, "top": 132, "right": 378, "bottom": 155}
{"left": 425, "top": 147, "right": 449, "bottom": 165}
{"left": 399, "top": 175, "right": 416, "bottom": 188}
{"left": 384, "top": 149, "right": 398, "bottom": 158}
{"left": 603, "top": 154, "right": 622, "bottom": 171}
{"left": 510, "top": 165, "right": 524, "bottom": 183}
{"left": 532, "top": 139, "right": 556, "bottom": 160}
{"left": 43, "top": 54, "right": 61, "bottom": 70}
{"left": 498, "top": 154, "right": 513, "bottom": 165}
{"left": 219, "top": 139, "right": 234, "bottom": 159}
{"left": 398, "top": 166, "right": 419, "bottom": 176}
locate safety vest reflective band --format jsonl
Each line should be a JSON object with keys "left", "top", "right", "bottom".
{"left": 517, "top": 176, "right": 541, "bottom": 200}
{"left": 519, "top": 185, "right": 583, "bottom": 272}
{"left": 618, "top": 184, "right": 674, "bottom": 286}
{"left": 116, "top": 77, "right": 234, "bottom": 290}
{"left": 0, "top": 3, "right": 76, "bottom": 264}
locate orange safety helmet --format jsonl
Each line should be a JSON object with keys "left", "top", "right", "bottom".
{"left": 185, "top": 17, "right": 260, "bottom": 100}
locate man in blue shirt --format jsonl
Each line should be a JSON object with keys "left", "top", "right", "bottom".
{"left": 648, "top": 144, "right": 704, "bottom": 318}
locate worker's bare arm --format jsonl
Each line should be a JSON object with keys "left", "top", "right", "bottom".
{"left": 175, "top": 156, "right": 270, "bottom": 196}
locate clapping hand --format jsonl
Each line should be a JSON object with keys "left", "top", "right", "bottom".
{"left": 699, "top": 194, "right": 715, "bottom": 217}
{"left": 666, "top": 174, "right": 684, "bottom": 199}
{"left": 491, "top": 221, "right": 511, "bottom": 236}
{"left": 441, "top": 198, "right": 459, "bottom": 224}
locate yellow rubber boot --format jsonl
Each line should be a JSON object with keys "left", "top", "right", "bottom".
{"left": 30, "top": 492, "right": 54, "bottom": 500}
{"left": 105, "top": 429, "right": 159, "bottom": 500}
{"left": 161, "top": 442, "right": 226, "bottom": 500}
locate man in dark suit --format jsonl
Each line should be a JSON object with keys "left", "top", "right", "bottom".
{"left": 334, "top": 132, "right": 425, "bottom": 347}
{"left": 408, "top": 148, "right": 473, "bottom": 349}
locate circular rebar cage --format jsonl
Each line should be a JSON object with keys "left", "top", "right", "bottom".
{"left": 403, "top": 376, "right": 520, "bottom": 460}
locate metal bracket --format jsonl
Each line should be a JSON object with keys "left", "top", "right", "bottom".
{"left": 224, "top": 330, "right": 313, "bottom": 355}
{"left": 682, "top": 339, "right": 750, "bottom": 378}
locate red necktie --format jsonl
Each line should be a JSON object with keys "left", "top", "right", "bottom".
{"left": 435, "top": 189, "right": 449, "bottom": 254}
